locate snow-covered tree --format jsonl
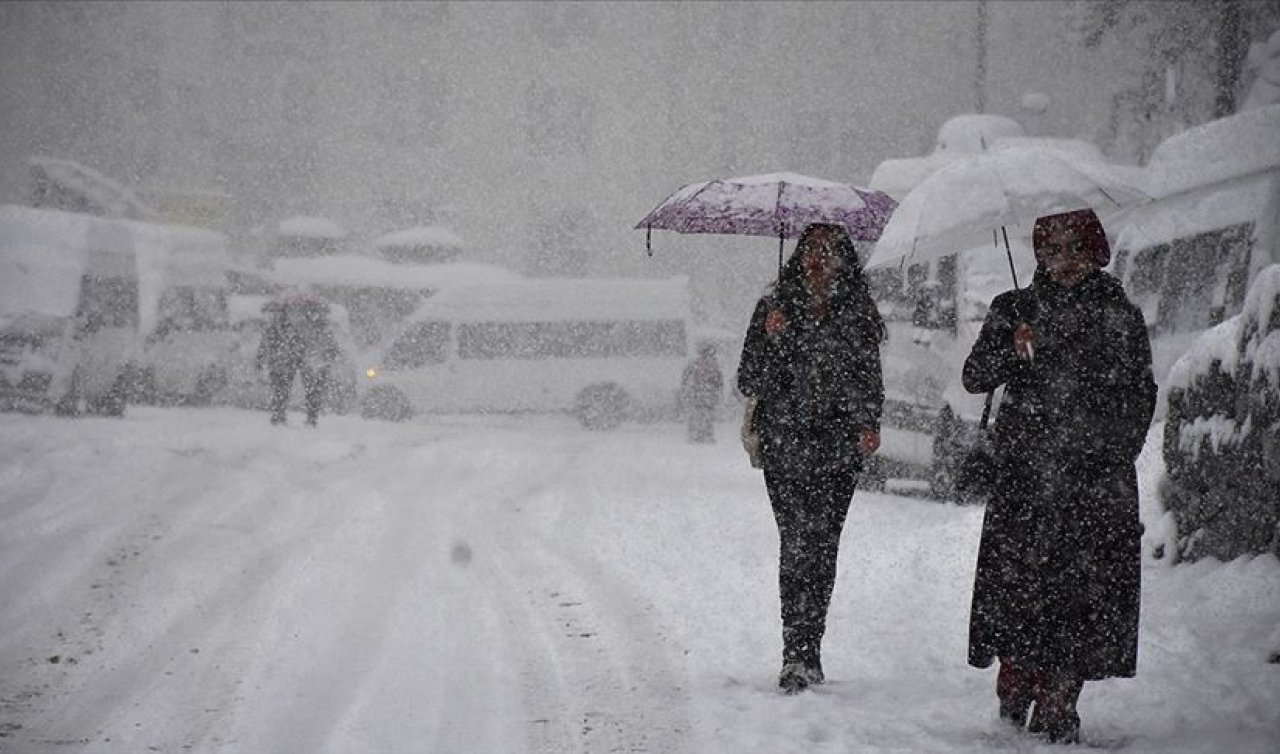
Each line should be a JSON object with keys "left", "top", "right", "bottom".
{"left": 1067, "top": 0, "right": 1280, "bottom": 162}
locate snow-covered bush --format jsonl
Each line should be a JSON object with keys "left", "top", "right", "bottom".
{"left": 1163, "top": 264, "right": 1280, "bottom": 561}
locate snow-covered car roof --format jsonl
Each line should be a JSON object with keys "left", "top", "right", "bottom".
{"left": 1144, "top": 104, "right": 1280, "bottom": 200}
{"left": 406, "top": 277, "right": 691, "bottom": 324}
{"left": 372, "top": 225, "right": 464, "bottom": 250}
{"left": 272, "top": 255, "right": 521, "bottom": 291}
{"left": 276, "top": 215, "right": 347, "bottom": 239}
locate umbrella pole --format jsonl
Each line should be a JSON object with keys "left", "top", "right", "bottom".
{"left": 1001, "top": 226, "right": 1020, "bottom": 289}
{"left": 646, "top": 224, "right": 652, "bottom": 257}
{"left": 778, "top": 232, "right": 784, "bottom": 276}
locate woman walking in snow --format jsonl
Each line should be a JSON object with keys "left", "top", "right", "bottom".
{"left": 962, "top": 208, "right": 1156, "bottom": 743}
{"left": 737, "top": 222, "right": 885, "bottom": 694}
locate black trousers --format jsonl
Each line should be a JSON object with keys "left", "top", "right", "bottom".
{"left": 268, "top": 364, "right": 328, "bottom": 424}
{"left": 764, "top": 466, "right": 860, "bottom": 666}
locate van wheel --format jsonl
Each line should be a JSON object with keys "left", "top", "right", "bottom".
{"left": 361, "top": 385, "right": 413, "bottom": 422}
{"left": 576, "top": 383, "right": 629, "bottom": 431}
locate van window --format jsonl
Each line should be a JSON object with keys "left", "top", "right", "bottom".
{"left": 157, "top": 286, "right": 229, "bottom": 334}
{"left": 1122, "top": 223, "right": 1255, "bottom": 336}
{"left": 386, "top": 321, "right": 450, "bottom": 368}
{"left": 457, "top": 320, "right": 687, "bottom": 360}
{"left": 76, "top": 274, "right": 139, "bottom": 333}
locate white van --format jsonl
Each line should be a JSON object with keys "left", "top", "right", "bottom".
{"left": 0, "top": 206, "right": 139, "bottom": 414}
{"left": 359, "top": 277, "right": 692, "bottom": 428}
{"left": 0, "top": 204, "right": 238, "bottom": 413}
{"left": 1111, "top": 104, "right": 1280, "bottom": 413}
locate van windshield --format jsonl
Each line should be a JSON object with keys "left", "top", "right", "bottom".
{"left": 76, "top": 274, "right": 139, "bottom": 333}
{"left": 457, "top": 320, "right": 687, "bottom": 360}
{"left": 156, "top": 286, "right": 229, "bottom": 334}
{"left": 386, "top": 321, "right": 451, "bottom": 369}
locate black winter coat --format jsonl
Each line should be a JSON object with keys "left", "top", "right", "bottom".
{"left": 737, "top": 283, "right": 884, "bottom": 477}
{"left": 963, "top": 269, "right": 1156, "bottom": 679}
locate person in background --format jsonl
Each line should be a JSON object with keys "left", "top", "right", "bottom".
{"left": 680, "top": 341, "right": 724, "bottom": 443}
{"left": 962, "top": 208, "right": 1156, "bottom": 744}
{"left": 737, "top": 222, "right": 886, "bottom": 694}
{"left": 256, "top": 292, "right": 339, "bottom": 427}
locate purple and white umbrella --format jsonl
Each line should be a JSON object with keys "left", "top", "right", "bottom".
{"left": 636, "top": 172, "right": 897, "bottom": 268}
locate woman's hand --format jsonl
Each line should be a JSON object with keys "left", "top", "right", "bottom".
{"left": 1013, "top": 323, "right": 1036, "bottom": 361}
{"left": 859, "top": 428, "right": 881, "bottom": 456}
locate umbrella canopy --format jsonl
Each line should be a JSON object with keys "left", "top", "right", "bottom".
{"left": 637, "top": 171, "right": 897, "bottom": 245}
{"left": 866, "top": 145, "right": 1148, "bottom": 271}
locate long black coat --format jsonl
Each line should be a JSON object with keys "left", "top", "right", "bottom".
{"left": 737, "top": 283, "right": 884, "bottom": 477}
{"left": 963, "top": 269, "right": 1156, "bottom": 679}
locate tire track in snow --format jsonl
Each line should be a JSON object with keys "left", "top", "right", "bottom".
{"left": 447, "top": 435, "right": 695, "bottom": 754}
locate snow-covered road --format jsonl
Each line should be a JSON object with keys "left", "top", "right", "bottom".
{"left": 1, "top": 408, "right": 1277, "bottom": 753}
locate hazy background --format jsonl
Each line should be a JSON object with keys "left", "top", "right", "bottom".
{"left": 1, "top": 1, "right": 1275, "bottom": 326}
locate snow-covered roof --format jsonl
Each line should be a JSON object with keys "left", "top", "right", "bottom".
{"left": 272, "top": 254, "right": 521, "bottom": 291}
{"left": 1144, "top": 105, "right": 1280, "bottom": 199}
{"left": 276, "top": 215, "right": 347, "bottom": 239}
{"left": 934, "top": 114, "right": 1026, "bottom": 153}
{"left": 408, "top": 277, "right": 690, "bottom": 323}
{"left": 868, "top": 152, "right": 967, "bottom": 201}
{"left": 372, "top": 225, "right": 464, "bottom": 249}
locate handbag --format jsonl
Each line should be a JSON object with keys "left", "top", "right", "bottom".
{"left": 953, "top": 389, "right": 1002, "bottom": 498}
{"left": 741, "top": 397, "right": 763, "bottom": 469}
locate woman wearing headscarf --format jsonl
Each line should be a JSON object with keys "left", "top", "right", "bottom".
{"left": 962, "top": 208, "right": 1156, "bottom": 743}
{"left": 737, "top": 223, "right": 886, "bottom": 694}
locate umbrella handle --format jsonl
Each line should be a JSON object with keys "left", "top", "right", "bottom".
{"left": 1001, "top": 226, "right": 1020, "bottom": 290}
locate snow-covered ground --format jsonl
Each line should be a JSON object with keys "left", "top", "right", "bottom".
{"left": 0, "top": 408, "right": 1276, "bottom": 753}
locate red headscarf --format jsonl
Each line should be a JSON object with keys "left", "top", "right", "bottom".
{"left": 1032, "top": 208, "right": 1111, "bottom": 267}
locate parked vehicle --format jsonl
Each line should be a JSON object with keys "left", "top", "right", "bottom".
{"left": 0, "top": 206, "right": 139, "bottom": 414}
{"left": 129, "top": 219, "right": 241, "bottom": 405}
{"left": 359, "top": 277, "right": 692, "bottom": 428}
{"left": 270, "top": 254, "right": 521, "bottom": 349}
{"left": 1111, "top": 104, "right": 1280, "bottom": 412}
{"left": 0, "top": 204, "right": 243, "bottom": 413}
{"left": 1161, "top": 264, "right": 1280, "bottom": 561}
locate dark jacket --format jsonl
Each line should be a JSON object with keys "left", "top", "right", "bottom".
{"left": 963, "top": 269, "right": 1156, "bottom": 679}
{"left": 257, "top": 309, "right": 339, "bottom": 374}
{"left": 737, "top": 281, "right": 884, "bottom": 477}
{"left": 681, "top": 353, "right": 724, "bottom": 411}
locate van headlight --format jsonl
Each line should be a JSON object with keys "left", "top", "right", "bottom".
{"left": 366, "top": 367, "right": 379, "bottom": 379}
